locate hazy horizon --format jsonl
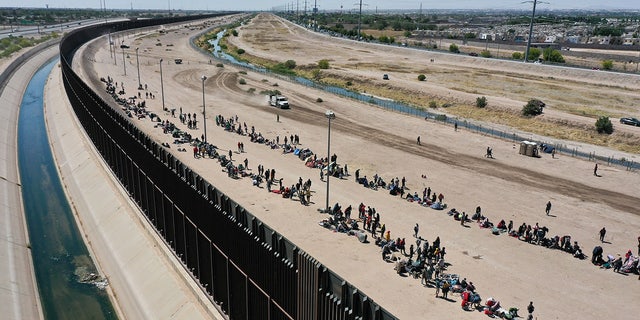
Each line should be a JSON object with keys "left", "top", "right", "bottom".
{"left": 0, "top": 0, "right": 637, "bottom": 12}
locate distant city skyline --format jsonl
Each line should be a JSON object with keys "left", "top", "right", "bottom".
{"left": 0, "top": 0, "right": 637, "bottom": 11}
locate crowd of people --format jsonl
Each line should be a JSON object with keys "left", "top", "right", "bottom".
{"left": 103, "top": 72, "right": 639, "bottom": 319}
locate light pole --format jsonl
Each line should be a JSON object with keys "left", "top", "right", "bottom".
{"left": 324, "top": 110, "right": 335, "bottom": 213}
{"left": 122, "top": 47, "right": 127, "bottom": 76}
{"left": 136, "top": 48, "right": 142, "bottom": 90}
{"left": 159, "top": 59, "right": 165, "bottom": 111}
{"left": 201, "top": 75, "right": 208, "bottom": 144}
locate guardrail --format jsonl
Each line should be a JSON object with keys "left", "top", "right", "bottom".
{"left": 60, "top": 14, "right": 397, "bottom": 320}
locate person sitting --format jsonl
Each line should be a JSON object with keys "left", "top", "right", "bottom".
{"left": 497, "top": 220, "right": 507, "bottom": 230}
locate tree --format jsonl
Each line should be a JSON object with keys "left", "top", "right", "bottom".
{"left": 512, "top": 52, "right": 522, "bottom": 60}
{"left": 318, "top": 59, "right": 330, "bottom": 69}
{"left": 476, "top": 96, "right": 487, "bottom": 108}
{"left": 417, "top": 74, "right": 426, "bottom": 81}
{"left": 403, "top": 30, "right": 412, "bottom": 38}
{"left": 522, "top": 99, "right": 545, "bottom": 116}
{"left": 602, "top": 60, "right": 613, "bottom": 70}
{"left": 284, "top": 59, "right": 296, "bottom": 69}
{"left": 595, "top": 116, "right": 613, "bottom": 134}
{"left": 543, "top": 48, "right": 565, "bottom": 63}
{"left": 236, "top": 48, "right": 245, "bottom": 54}
{"left": 480, "top": 50, "right": 492, "bottom": 58}
{"left": 449, "top": 43, "right": 460, "bottom": 53}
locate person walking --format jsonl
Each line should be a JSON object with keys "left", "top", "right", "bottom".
{"left": 414, "top": 223, "right": 419, "bottom": 238}
{"left": 417, "top": 136, "right": 421, "bottom": 145}
{"left": 599, "top": 227, "right": 606, "bottom": 242}
{"left": 454, "top": 122, "right": 458, "bottom": 131}
{"left": 434, "top": 277, "right": 441, "bottom": 298}
{"left": 594, "top": 163, "right": 599, "bottom": 176}
{"left": 277, "top": 113, "right": 280, "bottom": 122}
{"left": 545, "top": 201, "right": 552, "bottom": 216}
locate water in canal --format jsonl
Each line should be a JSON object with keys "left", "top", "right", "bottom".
{"left": 17, "top": 58, "right": 118, "bottom": 320}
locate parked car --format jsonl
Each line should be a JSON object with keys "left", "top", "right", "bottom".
{"left": 619, "top": 117, "right": 640, "bottom": 126}
{"left": 120, "top": 44, "right": 130, "bottom": 49}
{"left": 468, "top": 52, "right": 478, "bottom": 57}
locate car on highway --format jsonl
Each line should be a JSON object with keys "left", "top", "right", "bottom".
{"left": 619, "top": 117, "right": 640, "bottom": 126}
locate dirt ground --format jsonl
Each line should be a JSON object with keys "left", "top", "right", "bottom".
{"left": 73, "top": 14, "right": 640, "bottom": 320}
{"left": 229, "top": 14, "right": 640, "bottom": 154}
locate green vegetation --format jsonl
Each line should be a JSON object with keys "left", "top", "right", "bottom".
{"left": 236, "top": 48, "right": 245, "bottom": 54}
{"left": 284, "top": 59, "right": 296, "bottom": 69}
{"left": 543, "top": 48, "right": 565, "bottom": 63}
{"left": 1, "top": 33, "right": 59, "bottom": 58}
{"left": 522, "top": 99, "right": 545, "bottom": 116}
{"left": 476, "top": 96, "right": 487, "bottom": 108}
{"left": 418, "top": 74, "right": 426, "bottom": 81}
{"left": 602, "top": 60, "right": 613, "bottom": 70}
{"left": 378, "top": 35, "right": 395, "bottom": 44}
{"left": 318, "top": 59, "right": 330, "bottom": 69}
{"left": 316, "top": 98, "right": 324, "bottom": 103}
{"left": 480, "top": 50, "right": 492, "bottom": 58}
{"left": 512, "top": 52, "right": 522, "bottom": 60}
{"left": 231, "top": 29, "right": 238, "bottom": 36}
{"left": 429, "top": 101, "right": 438, "bottom": 108}
{"left": 238, "top": 78, "right": 246, "bottom": 85}
{"left": 527, "top": 48, "right": 541, "bottom": 61}
{"left": 595, "top": 116, "right": 613, "bottom": 134}
{"left": 449, "top": 43, "right": 460, "bottom": 53}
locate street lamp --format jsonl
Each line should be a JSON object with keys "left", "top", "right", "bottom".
{"left": 136, "top": 48, "right": 142, "bottom": 90}
{"left": 159, "top": 59, "right": 165, "bottom": 111}
{"left": 122, "top": 46, "right": 127, "bottom": 76}
{"left": 201, "top": 75, "right": 208, "bottom": 144}
{"left": 324, "top": 110, "right": 335, "bottom": 213}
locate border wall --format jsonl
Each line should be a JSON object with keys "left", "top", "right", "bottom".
{"left": 59, "top": 14, "right": 396, "bottom": 320}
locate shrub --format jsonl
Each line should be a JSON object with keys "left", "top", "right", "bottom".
{"left": 238, "top": 70, "right": 247, "bottom": 75}
{"left": 247, "top": 88, "right": 256, "bottom": 94}
{"left": 231, "top": 29, "right": 238, "bottom": 36}
{"left": 272, "top": 83, "right": 279, "bottom": 87}
{"left": 602, "top": 60, "right": 613, "bottom": 70}
{"left": 429, "top": 101, "right": 438, "bottom": 108}
{"left": 435, "top": 114, "right": 447, "bottom": 121}
{"left": 318, "top": 59, "right": 330, "bottom": 69}
{"left": 404, "top": 30, "right": 412, "bottom": 38}
{"left": 449, "top": 44, "right": 460, "bottom": 53}
{"left": 595, "top": 116, "right": 613, "bottom": 134}
{"left": 512, "top": 52, "right": 522, "bottom": 60}
{"left": 316, "top": 98, "right": 324, "bottom": 103}
{"left": 236, "top": 48, "right": 245, "bottom": 54}
{"left": 346, "top": 81, "right": 353, "bottom": 86}
{"left": 522, "top": 99, "right": 545, "bottom": 116}
{"left": 238, "top": 78, "right": 246, "bottom": 85}
{"left": 527, "top": 48, "right": 541, "bottom": 61}
{"left": 480, "top": 50, "right": 492, "bottom": 58}
{"left": 543, "top": 48, "right": 565, "bottom": 63}
{"left": 216, "top": 63, "right": 224, "bottom": 67}
{"left": 284, "top": 59, "right": 297, "bottom": 69}
{"left": 311, "top": 69, "right": 322, "bottom": 80}
{"left": 476, "top": 96, "right": 487, "bottom": 108}
{"left": 418, "top": 74, "right": 426, "bottom": 81}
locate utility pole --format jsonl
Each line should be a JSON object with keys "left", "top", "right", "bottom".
{"left": 355, "top": 0, "right": 367, "bottom": 41}
{"left": 524, "top": 0, "right": 548, "bottom": 62}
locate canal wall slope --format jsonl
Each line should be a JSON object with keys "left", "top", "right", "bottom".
{"left": 44, "top": 58, "right": 225, "bottom": 318}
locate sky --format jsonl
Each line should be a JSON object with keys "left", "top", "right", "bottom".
{"left": 0, "top": 0, "right": 637, "bottom": 11}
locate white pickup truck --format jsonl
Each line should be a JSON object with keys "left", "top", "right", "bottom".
{"left": 268, "top": 94, "right": 290, "bottom": 109}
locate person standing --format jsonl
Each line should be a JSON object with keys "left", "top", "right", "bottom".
{"left": 417, "top": 136, "right": 421, "bottom": 145}
{"left": 599, "top": 227, "right": 606, "bottom": 242}
{"left": 414, "top": 223, "right": 419, "bottom": 238}
{"left": 441, "top": 280, "right": 450, "bottom": 299}
{"left": 277, "top": 113, "right": 280, "bottom": 122}
{"left": 545, "top": 201, "right": 552, "bottom": 216}
{"left": 527, "top": 301, "right": 535, "bottom": 317}
{"left": 454, "top": 122, "right": 458, "bottom": 131}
